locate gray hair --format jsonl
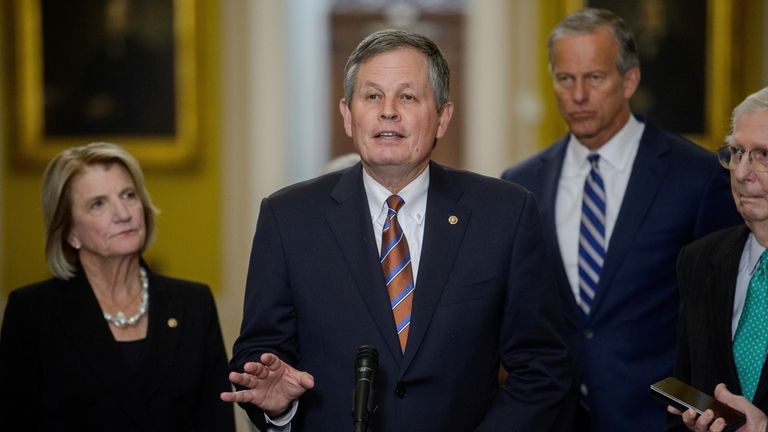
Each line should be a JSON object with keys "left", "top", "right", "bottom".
{"left": 548, "top": 8, "right": 639, "bottom": 75}
{"left": 342, "top": 29, "right": 450, "bottom": 112}
{"left": 726, "top": 87, "right": 768, "bottom": 145}
{"left": 41, "top": 142, "right": 159, "bottom": 279}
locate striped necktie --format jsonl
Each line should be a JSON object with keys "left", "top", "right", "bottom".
{"left": 380, "top": 195, "right": 415, "bottom": 352}
{"left": 578, "top": 153, "right": 606, "bottom": 315}
{"left": 733, "top": 250, "right": 768, "bottom": 401}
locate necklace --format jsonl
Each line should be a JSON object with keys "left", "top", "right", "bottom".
{"left": 103, "top": 267, "right": 149, "bottom": 328}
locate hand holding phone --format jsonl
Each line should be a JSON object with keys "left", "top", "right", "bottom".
{"left": 649, "top": 377, "right": 746, "bottom": 432}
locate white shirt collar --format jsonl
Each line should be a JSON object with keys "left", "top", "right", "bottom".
{"left": 746, "top": 233, "right": 767, "bottom": 276}
{"left": 568, "top": 114, "right": 644, "bottom": 170}
{"left": 363, "top": 165, "right": 429, "bottom": 227}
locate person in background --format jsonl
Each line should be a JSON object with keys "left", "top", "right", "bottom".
{"left": 0, "top": 142, "right": 235, "bottom": 432}
{"left": 323, "top": 152, "right": 361, "bottom": 174}
{"left": 501, "top": 8, "right": 741, "bottom": 431}
{"left": 222, "top": 28, "right": 572, "bottom": 431}
{"left": 669, "top": 87, "right": 768, "bottom": 432}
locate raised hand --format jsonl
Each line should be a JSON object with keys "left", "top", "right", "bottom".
{"left": 221, "top": 352, "right": 315, "bottom": 416}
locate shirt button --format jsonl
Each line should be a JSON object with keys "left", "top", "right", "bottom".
{"left": 395, "top": 382, "right": 407, "bottom": 398}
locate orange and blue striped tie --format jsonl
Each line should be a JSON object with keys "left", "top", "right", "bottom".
{"left": 380, "top": 195, "right": 414, "bottom": 352}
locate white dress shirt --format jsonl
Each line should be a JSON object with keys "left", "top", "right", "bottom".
{"left": 556, "top": 115, "right": 645, "bottom": 302}
{"left": 732, "top": 234, "right": 767, "bottom": 337}
{"left": 363, "top": 165, "right": 429, "bottom": 283}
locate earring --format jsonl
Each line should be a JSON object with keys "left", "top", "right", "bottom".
{"left": 73, "top": 242, "right": 81, "bottom": 250}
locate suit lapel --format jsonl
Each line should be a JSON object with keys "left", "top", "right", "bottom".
{"left": 142, "top": 271, "right": 183, "bottom": 399}
{"left": 54, "top": 271, "right": 151, "bottom": 429}
{"left": 532, "top": 137, "right": 584, "bottom": 322}
{"left": 399, "top": 163, "right": 470, "bottom": 374}
{"left": 707, "top": 226, "right": 749, "bottom": 394}
{"left": 326, "top": 165, "right": 404, "bottom": 363}
{"left": 587, "top": 124, "right": 669, "bottom": 321}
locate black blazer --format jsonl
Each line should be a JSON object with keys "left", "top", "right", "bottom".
{"left": 668, "top": 225, "right": 768, "bottom": 430}
{"left": 231, "top": 161, "right": 573, "bottom": 431}
{"left": 0, "top": 265, "right": 235, "bottom": 432}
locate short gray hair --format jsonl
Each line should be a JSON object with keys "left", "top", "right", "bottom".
{"left": 342, "top": 29, "right": 450, "bottom": 112}
{"left": 548, "top": 8, "right": 639, "bottom": 75}
{"left": 41, "top": 142, "right": 159, "bottom": 279}
{"left": 726, "top": 87, "right": 768, "bottom": 145}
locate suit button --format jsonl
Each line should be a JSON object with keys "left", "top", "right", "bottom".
{"left": 395, "top": 382, "right": 407, "bottom": 398}
{"left": 584, "top": 330, "right": 594, "bottom": 339}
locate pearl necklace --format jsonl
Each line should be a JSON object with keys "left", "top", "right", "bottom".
{"left": 103, "top": 267, "right": 149, "bottom": 328}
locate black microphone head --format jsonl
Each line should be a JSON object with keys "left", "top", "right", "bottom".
{"left": 353, "top": 345, "right": 378, "bottom": 429}
{"left": 356, "top": 345, "right": 378, "bottom": 370}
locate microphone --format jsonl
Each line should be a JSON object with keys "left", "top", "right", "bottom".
{"left": 352, "top": 345, "right": 378, "bottom": 432}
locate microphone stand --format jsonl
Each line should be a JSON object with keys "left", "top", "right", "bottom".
{"left": 354, "top": 419, "right": 369, "bottom": 432}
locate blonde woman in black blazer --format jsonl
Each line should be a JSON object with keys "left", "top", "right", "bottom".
{"left": 0, "top": 143, "right": 234, "bottom": 431}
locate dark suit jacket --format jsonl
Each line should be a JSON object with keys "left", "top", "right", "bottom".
{"left": 0, "top": 265, "right": 235, "bottom": 432}
{"left": 231, "top": 161, "right": 572, "bottom": 431}
{"left": 501, "top": 120, "right": 742, "bottom": 431}
{"left": 668, "top": 225, "right": 768, "bottom": 431}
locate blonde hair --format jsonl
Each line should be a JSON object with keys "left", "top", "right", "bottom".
{"left": 42, "top": 142, "right": 159, "bottom": 279}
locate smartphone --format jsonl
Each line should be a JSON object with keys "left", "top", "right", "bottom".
{"left": 649, "top": 377, "right": 746, "bottom": 432}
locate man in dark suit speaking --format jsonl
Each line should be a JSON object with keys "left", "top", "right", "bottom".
{"left": 501, "top": 8, "right": 741, "bottom": 432}
{"left": 669, "top": 87, "right": 768, "bottom": 432}
{"left": 221, "top": 29, "right": 572, "bottom": 431}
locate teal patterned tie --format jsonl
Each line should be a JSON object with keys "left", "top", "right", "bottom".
{"left": 733, "top": 250, "right": 768, "bottom": 401}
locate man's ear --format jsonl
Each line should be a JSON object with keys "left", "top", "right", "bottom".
{"left": 339, "top": 99, "right": 353, "bottom": 138}
{"left": 622, "top": 67, "right": 641, "bottom": 99}
{"left": 436, "top": 101, "right": 454, "bottom": 139}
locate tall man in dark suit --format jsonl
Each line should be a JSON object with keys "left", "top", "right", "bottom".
{"left": 221, "top": 29, "right": 572, "bottom": 431}
{"left": 669, "top": 87, "right": 768, "bottom": 432}
{"left": 501, "top": 8, "right": 741, "bottom": 432}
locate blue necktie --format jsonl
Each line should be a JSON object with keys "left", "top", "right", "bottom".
{"left": 578, "top": 154, "right": 606, "bottom": 315}
{"left": 733, "top": 250, "right": 768, "bottom": 401}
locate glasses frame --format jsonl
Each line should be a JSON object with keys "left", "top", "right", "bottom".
{"left": 716, "top": 145, "right": 768, "bottom": 173}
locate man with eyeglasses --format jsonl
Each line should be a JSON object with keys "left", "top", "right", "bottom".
{"left": 669, "top": 87, "right": 768, "bottom": 432}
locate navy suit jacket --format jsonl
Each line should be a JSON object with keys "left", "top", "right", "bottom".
{"left": 501, "top": 120, "right": 741, "bottom": 431}
{"left": 668, "top": 225, "right": 768, "bottom": 431}
{"left": 231, "top": 161, "right": 572, "bottom": 431}
{"left": 0, "top": 265, "right": 235, "bottom": 432}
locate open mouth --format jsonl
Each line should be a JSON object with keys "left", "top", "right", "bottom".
{"left": 374, "top": 131, "right": 405, "bottom": 139}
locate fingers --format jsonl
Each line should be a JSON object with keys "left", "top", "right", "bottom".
{"left": 688, "top": 409, "right": 720, "bottom": 432}
{"left": 681, "top": 407, "right": 699, "bottom": 428}
{"left": 225, "top": 371, "right": 251, "bottom": 391}
{"left": 260, "top": 352, "right": 283, "bottom": 370}
{"left": 706, "top": 416, "right": 726, "bottom": 432}
{"left": 668, "top": 405, "right": 683, "bottom": 415}
{"left": 713, "top": 383, "right": 736, "bottom": 404}
{"left": 220, "top": 389, "right": 250, "bottom": 403}
{"left": 298, "top": 371, "right": 315, "bottom": 390}
{"left": 243, "top": 361, "right": 269, "bottom": 378}
{"left": 681, "top": 408, "right": 718, "bottom": 431}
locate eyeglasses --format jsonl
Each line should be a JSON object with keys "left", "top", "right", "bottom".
{"left": 716, "top": 145, "right": 768, "bottom": 172}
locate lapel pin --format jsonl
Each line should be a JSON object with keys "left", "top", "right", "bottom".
{"left": 167, "top": 318, "right": 178, "bottom": 328}
{"left": 448, "top": 215, "right": 458, "bottom": 225}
